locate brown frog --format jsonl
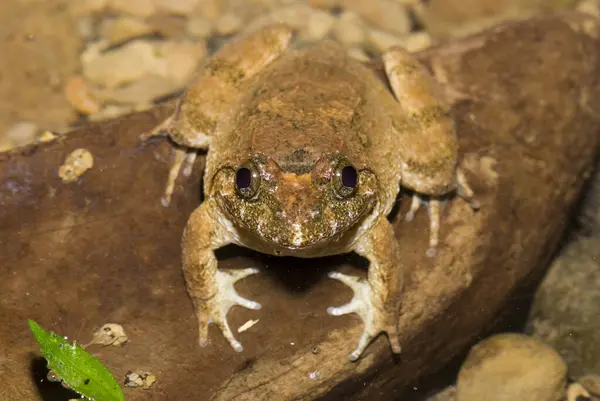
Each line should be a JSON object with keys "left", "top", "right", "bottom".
{"left": 143, "top": 24, "right": 478, "bottom": 361}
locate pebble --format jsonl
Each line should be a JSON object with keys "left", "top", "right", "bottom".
{"left": 332, "top": 10, "right": 367, "bottom": 47}
{"left": 97, "top": 74, "right": 179, "bottom": 105}
{"left": 59, "top": 149, "right": 94, "bottom": 183}
{"left": 342, "top": 0, "right": 412, "bottom": 36}
{"left": 101, "top": 16, "right": 155, "bottom": 46}
{"left": 270, "top": 4, "right": 315, "bottom": 30}
{"left": 82, "top": 40, "right": 158, "bottom": 88}
{"left": 456, "top": 333, "right": 567, "bottom": 401}
{"left": 69, "top": 0, "right": 109, "bottom": 15}
{"left": 158, "top": 41, "right": 206, "bottom": 85}
{"left": 186, "top": 17, "right": 214, "bottom": 38}
{"left": 108, "top": 0, "right": 157, "bottom": 18}
{"left": 346, "top": 46, "right": 369, "bottom": 62}
{"left": 192, "top": 0, "right": 223, "bottom": 21}
{"left": 89, "top": 105, "right": 132, "bottom": 122}
{"left": 64, "top": 76, "right": 101, "bottom": 115}
{"left": 215, "top": 13, "right": 243, "bottom": 36}
{"left": 4, "top": 122, "right": 39, "bottom": 150}
{"left": 154, "top": 0, "right": 200, "bottom": 15}
{"left": 577, "top": 0, "right": 600, "bottom": 18}
{"left": 304, "top": 9, "right": 335, "bottom": 41}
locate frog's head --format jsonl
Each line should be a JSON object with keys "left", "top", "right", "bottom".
{"left": 212, "top": 152, "right": 378, "bottom": 249}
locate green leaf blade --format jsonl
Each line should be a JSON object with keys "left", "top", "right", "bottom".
{"left": 28, "top": 320, "right": 125, "bottom": 401}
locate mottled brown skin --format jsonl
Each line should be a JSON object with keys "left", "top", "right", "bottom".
{"left": 145, "top": 24, "right": 473, "bottom": 361}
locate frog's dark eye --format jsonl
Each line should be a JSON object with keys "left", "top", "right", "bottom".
{"left": 333, "top": 159, "right": 359, "bottom": 198}
{"left": 235, "top": 163, "right": 261, "bottom": 199}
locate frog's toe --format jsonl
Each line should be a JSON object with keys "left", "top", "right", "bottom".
{"left": 195, "top": 268, "right": 261, "bottom": 353}
{"left": 327, "top": 271, "right": 401, "bottom": 361}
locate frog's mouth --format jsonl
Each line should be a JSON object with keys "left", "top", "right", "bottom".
{"left": 216, "top": 190, "right": 377, "bottom": 250}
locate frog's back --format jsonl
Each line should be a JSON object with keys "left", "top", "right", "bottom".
{"left": 213, "top": 41, "right": 402, "bottom": 176}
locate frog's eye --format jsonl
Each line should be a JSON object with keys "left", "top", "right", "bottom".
{"left": 235, "top": 163, "right": 261, "bottom": 199}
{"left": 333, "top": 159, "right": 358, "bottom": 198}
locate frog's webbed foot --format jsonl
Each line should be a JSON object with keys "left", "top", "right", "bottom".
{"left": 404, "top": 168, "right": 480, "bottom": 257}
{"left": 194, "top": 268, "right": 262, "bottom": 352}
{"left": 327, "top": 271, "right": 402, "bottom": 361}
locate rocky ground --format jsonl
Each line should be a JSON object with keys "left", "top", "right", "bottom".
{"left": 2, "top": 1, "right": 600, "bottom": 401}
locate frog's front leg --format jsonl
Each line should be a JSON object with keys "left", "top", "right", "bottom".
{"left": 327, "top": 216, "right": 403, "bottom": 361}
{"left": 182, "top": 201, "right": 261, "bottom": 352}
{"left": 143, "top": 23, "right": 294, "bottom": 206}
{"left": 382, "top": 46, "right": 479, "bottom": 256}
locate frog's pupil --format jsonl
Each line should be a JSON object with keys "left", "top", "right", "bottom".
{"left": 236, "top": 167, "right": 252, "bottom": 189}
{"left": 341, "top": 165, "right": 358, "bottom": 188}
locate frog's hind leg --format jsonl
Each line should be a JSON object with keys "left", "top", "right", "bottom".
{"left": 383, "top": 46, "right": 478, "bottom": 256}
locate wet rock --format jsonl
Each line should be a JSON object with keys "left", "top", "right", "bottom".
{"left": 456, "top": 333, "right": 567, "bottom": 401}
{"left": 527, "top": 236, "right": 600, "bottom": 380}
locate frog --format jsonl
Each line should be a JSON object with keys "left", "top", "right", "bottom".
{"left": 142, "top": 23, "right": 478, "bottom": 361}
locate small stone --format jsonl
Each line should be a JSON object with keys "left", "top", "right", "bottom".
{"left": 456, "top": 333, "right": 567, "bottom": 401}
{"left": 368, "top": 29, "right": 405, "bottom": 52}
{"left": 157, "top": 41, "right": 206, "bottom": 85}
{"left": 101, "top": 16, "right": 155, "bottom": 46}
{"left": 332, "top": 11, "right": 366, "bottom": 47}
{"left": 89, "top": 105, "right": 133, "bottom": 122}
{"left": 125, "top": 371, "right": 156, "bottom": 389}
{"left": 64, "top": 76, "right": 101, "bottom": 115}
{"left": 186, "top": 17, "right": 213, "bottom": 38}
{"left": 96, "top": 74, "right": 179, "bottom": 105}
{"left": 82, "top": 40, "right": 157, "bottom": 88}
{"left": 90, "top": 323, "right": 129, "bottom": 346}
{"left": 577, "top": 0, "right": 600, "bottom": 17}
{"left": 108, "top": 0, "right": 157, "bottom": 18}
{"left": 5, "top": 122, "right": 38, "bottom": 149}
{"left": 59, "top": 149, "right": 94, "bottom": 183}
{"left": 154, "top": 0, "right": 200, "bottom": 15}
{"left": 215, "top": 13, "right": 243, "bottom": 36}
{"left": 269, "top": 4, "right": 314, "bottom": 30}
{"left": 192, "top": 0, "right": 223, "bottom": 21}
{"left": 341, "top": 0, "right": 411, "bottom": 36}
{"left": 37, "top": 131, "right": 58, "bottom": 144}
{"left": 304, "top": 9, "right": 335, "bottom": 41}
{"left": 399, "top": 31, "right": 433, "bottom": 52}
{"left": 347, "top": 46, "right": 369, "bottom": 62}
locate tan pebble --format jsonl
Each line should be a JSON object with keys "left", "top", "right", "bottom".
{"left": 304, "top": 9, "right": 335, "bottom": 41}
{"left": 577, "top": 0, "right": 600, "bottom": 17}
{"left": 342, "top": 0, "right": 411, "bottom": 36}
{"left": 457, "top": 333, "right": 567, "bottom": 401}
{"left": 102, "top": 16, "right": 155, "bottom": 46}
{"left": 64, "top": 76, "right": 101, "bottom": 115}
{"left": 399, "top": 31, "right": 432, "bottom": 52}
{"left": 89, "top": 105, "right": 132, "bottom": 122}
{"left": 347, "top": 46, "right": 369, "bottom": 62}
{"left": 154, "top": 0, "right": 200, "bottom": 15}
{"left": 69, "top": 0, "right": 109, "bottom": 15}
{"left": 59, "top": 149, "right": 94, "bottom": 183}
{"left": 308, "top": 0, "right": 341, "bottom": 9}
{"left": 215, "top": 13, "right": 243, "bottom": 36}
{"left": 157, "top": 41, "right": 206, "bottom": 85}
{"left": 37, "top": 131, "right": 58, "bottom": 144}
{"left": 5, "top": 122, "right": 38, "bottom": 149}
{"left": 96, "top": 74, "right": 179, "bottom": 105}
{"left": 82, "top": 40, "right": 157, "bottom": 88}
{"left": 368, "top": 28, "right": 405, "bottom": 52}
{"left": 125, "top": 371, "right": 156, "bottom": 389}
{"left": 186, "top": 17, "right": 213, "bottom": 38}
{"left": 192, "top": 0, "right": 223, "bottom": 21}
{"left": 108, "top": 0, "right": 157, "bottom": 18}
{"left": 90, "top": 323, "right": 129, "bottom": 346}
{"left": 270, "top": 4, "right": 314, "bottom": 30}
{"left": 332, "top": 11, "right": 366, "bottom": 46}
